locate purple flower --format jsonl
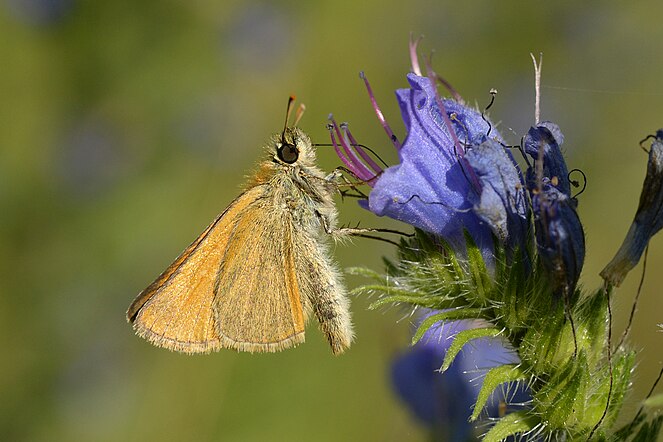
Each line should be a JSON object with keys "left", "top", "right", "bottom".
{"left": 465, "top": 139, "right": 529, "bottom": 250}
{"left": 391, "top": 314, "right": 527, "bottom": 439}
{"left": 331, "top": 70, "right": 527, "bottom": 257}
{"left": 524, "top": 124, "right": 585, "bottom": 297}
{"left": 601, "top": 130, "right": 663, "bottom": 286}
{"left": 524, "top": 122, "right": 572, "bottom": 196}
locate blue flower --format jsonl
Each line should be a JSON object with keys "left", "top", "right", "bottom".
{"left": 331, "top": 71, "right": 528, "bottom": 257}
{"left": 465, "top": 139, "right": 529, "bottom": 251}
{"left": 391, "top": 314, "right": 528, "bottom": 440}
{"left": 524, "top": 124, "right": 585, "bottom": 297}
{"left": 601, "top": 130, "right": 663, "bottom": 286}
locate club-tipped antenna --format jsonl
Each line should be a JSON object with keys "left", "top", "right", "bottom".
{"left": 294, "top": 103, "right": 306, "bottom": 126}
{"left": 282, "top": 95, "right": 296, "bottom": 142}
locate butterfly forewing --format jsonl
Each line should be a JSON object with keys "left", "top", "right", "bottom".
{"left": 127, "top": 186, "right": 267, "bottom": 353}
{"left": 127, "top": 184, "right": 308, "bottom": 353}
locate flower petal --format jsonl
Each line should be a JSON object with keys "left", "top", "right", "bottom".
{"left": 367, "top": 74, "right": 501, "bottom": 252}
{"left": 466, "top": 139, "right": 528, "bottom": 246}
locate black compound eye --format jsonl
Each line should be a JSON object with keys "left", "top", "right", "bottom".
{"left": 278, "top": 143, "right": 299, "bottom": 164}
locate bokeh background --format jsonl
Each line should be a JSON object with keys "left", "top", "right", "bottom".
{"left": 2, "top": 1, "right": 662, "bottom": 441}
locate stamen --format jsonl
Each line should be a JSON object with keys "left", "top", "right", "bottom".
{"left": 568, "top": 168, "right": 587, "bottom": 199}
{"left": 342, "top": 123, "right": 383, "bottom": 175}
{"left": 434, "top": 72, "right": 464, "bottom": 103}
{"left": 639, "top": 133, "right": 656, "bottom": 153}
{"left": 328, "top": 115, "right": 374, "bottom": 181}
{"left": 409, "top": 33, "right": 423, "bottom": 76}
{"left": 482, "top": 89, "right": 498, "bottom": 138}
{"left": 338, "top": 122, "right": 377, "bottom": 181}
{"left": 327, "top": 121, "right": 352, "bottom": 171}
{"left": 359, "top": 71, "right": 402, "bottom": 150}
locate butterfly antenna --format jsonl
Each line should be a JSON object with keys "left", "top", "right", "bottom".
{"left": 294, "top": 103, "right": 306, "bottom": 126}
{"left": 283, "top": 95, "right": 296, "bottom": 142}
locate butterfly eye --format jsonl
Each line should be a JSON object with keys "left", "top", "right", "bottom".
{"left": 278, "top": 143, "right": 299, "bottom": 164}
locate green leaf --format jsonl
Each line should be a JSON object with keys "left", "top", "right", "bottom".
{"left": 411, "top": 308, "right": 484, "bottom": 345}
{"left": 471, "top": 364, "right": 527, "bottom": 421}
{"left": 440, "top": 327, "right": 501, "bottom": 373}
{"left": 483, "top": 411, "right": 539, "bottom": 442}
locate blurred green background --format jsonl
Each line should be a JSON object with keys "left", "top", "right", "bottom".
{"left": 1, "top": 1, "right": 663, "bottom": 441}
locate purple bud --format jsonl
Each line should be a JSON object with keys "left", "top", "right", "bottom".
{"left": 532, "top": 184, "right": 585, "bottom": 297}
{"left": 526, "top": 124, "right": 585, "bottom": 296}
{"left": 524, "top": 122, "right": 572, "bottom": 197}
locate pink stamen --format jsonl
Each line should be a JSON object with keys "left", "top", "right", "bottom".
{"left": 434, "top": 72, "right": 464, "bottom": 104}
{"left": 360, "top": 71, "right": 402, "bottom": 150}
{"left": 327, "top": 121, "right": 352, "bottom": 168}
{"left": 328, "top": 115, "right": 374, "bottom": 181}
{"left": 409, "top": 33, "right": 423, "bottom": 76}
{"left": 342, "top": 123, "right": 383, "bottom": 176}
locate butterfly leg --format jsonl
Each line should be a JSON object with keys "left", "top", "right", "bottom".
{"left": 316, "top": 210, "right": 412, "bottom": 246}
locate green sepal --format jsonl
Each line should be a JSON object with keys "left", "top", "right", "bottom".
{"left": 364, "top": 288, "right": 442, "bottom": 310}
{"left": 519, "top": 305, "right": 566, "bottom": 373}
{"left": 495, "top": 247, "right": 528, "bottom": 331}
{"left": 411, "top": 308, "right": 484, "bottom": 345}
{"left": 440, "top": 327, "right": 501, "bottom": 373}
{"left": 471, "top": 364, "right": 527, "bottom": 421}
{"left": 463, "top": 230, "right": 493, "bottom": 304}
{"left": 574, "top": 288, "right": 610, "bottom": 363}
{"left": 535, "top": 352, "right": 589, "bottom": 430}
{"left": 483, "top": 411, "right": 540, "bottom": 442}
{"left": 587, "top": 350, "right": 637, "bottom": 431}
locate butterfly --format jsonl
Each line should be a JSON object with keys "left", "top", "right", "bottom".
{"left": 127, "top": 98, "right": 354, "bottom": 354}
